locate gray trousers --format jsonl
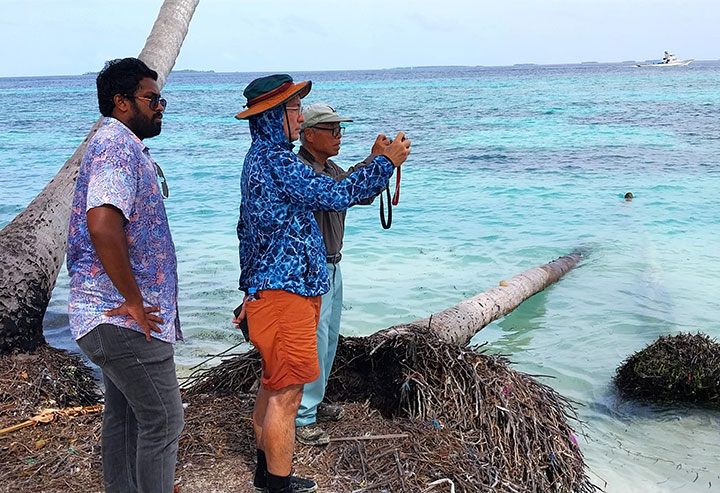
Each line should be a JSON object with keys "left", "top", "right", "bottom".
{"left": 77, "top": 324, "right": 184, "bottom": 493}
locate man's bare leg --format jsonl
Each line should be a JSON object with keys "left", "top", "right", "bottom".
{"left": 258, "top": 384, "right": 303, "bottom": 476}
{"left": 254, "top": 384, "right": 270, "bottom": 447}
{"left": 253, "top": 384, "right": 272, "bottom": 489}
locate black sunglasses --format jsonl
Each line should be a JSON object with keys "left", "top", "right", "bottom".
{"left": 154, "top": 162, "right": 169, "bottom": 199}
{"left": 129, "top": 94, "right": 167, "bottom": 111}
{"left": 312, "top": 125, "right": 345, "bottom": 138}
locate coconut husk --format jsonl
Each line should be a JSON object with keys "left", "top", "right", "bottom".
{"left": 614, "top": 332, "right": 720, "bottom": 406}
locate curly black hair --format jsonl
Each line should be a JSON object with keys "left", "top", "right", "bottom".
{"left": 96, "top": 58, "right": 158, "bottom": 117}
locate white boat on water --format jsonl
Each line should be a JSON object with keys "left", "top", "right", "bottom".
{"left": 635, "top": 51, "right": 693, "bottom": 67}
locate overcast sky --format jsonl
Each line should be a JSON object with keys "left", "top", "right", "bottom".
{"left": 1, "top": 0, "right": 718, "bottom": 77}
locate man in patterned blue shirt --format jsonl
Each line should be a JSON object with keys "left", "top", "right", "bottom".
{"left": 234, "top": 74, "right": 410, "bottom": 493}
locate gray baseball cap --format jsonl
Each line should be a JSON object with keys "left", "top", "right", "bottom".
{"left": 301, "top": 103, "right": 353, "bottom": 130}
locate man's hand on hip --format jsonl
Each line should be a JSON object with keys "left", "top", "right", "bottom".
{"left": 88, "top": 205, "right": 164, "bottom": 342}
{"left": 105, "top": 302, "right": 164, "bottom": 342}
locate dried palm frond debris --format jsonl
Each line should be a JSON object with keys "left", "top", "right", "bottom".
{"left": 0, "top": 345, "right": 103, "bottom": 492}
{"left": 615, "top": 332, "right": 720, "bottom": 406}
{"left": 0, "top": 405, "right": 103, "bottom": 435}
{"left": 184, "top": 329, "right": 598, "bottom": 492}
{"left": 0, "top": 409, "right": 103, "bottom": 493}
{"left": 0, "top": 344, "right": 100, "bottom": 429}
{"left": 1, "top": 331, "right": 600, "bottom": 492}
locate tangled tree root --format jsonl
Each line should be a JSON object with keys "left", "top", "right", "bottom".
{"left": 185, "top": 330, "right": 598, "bottom": 492}
{"left": 615, "top": 332, "right": 720, "bottom": 406}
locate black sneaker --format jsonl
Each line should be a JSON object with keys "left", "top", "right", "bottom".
{"left": 254, "top": 475, "right": 318, "bottom": 493}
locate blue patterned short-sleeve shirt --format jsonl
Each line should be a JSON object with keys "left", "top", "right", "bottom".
{"left": 67, "top": 117, "right": 181, "bottom": 343}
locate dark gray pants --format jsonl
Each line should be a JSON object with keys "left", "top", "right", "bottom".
{"left": 77, "top": 324, "right": 184, "bottom": 493}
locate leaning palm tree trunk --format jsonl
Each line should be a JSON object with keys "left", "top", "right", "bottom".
{"left": 139, "top": 0, "right": 200, "bottom": 90}
{"left": 0, "top": 0, "right": 199, "bottom": 353}
{"left": 383, "top": 252, "right": 582, "bottom": 346}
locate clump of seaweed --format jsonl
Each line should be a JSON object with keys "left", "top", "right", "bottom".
{"left": 184, "top": 330, "right": 598, "bottom": 492}
{"left": 615, "top": 332, "right": 720, "bottom": 406}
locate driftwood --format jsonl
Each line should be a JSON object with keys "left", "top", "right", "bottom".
{"left": 184, "top": 253, "right": 596, "bottom": 492}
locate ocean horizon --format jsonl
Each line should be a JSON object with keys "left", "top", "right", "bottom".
{"left": 2, "top": 61, "right": 719, "bottom": 492}
{"left": 5, "top": 55, "right": 720, "bottom": 79}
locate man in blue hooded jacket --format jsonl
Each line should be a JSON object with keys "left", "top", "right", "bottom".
{"left": 234, "top": 74, "right": 410, "bottom": 493}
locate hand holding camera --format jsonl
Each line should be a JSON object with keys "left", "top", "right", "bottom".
{"left": 371, "top": 134, "right": 392, "bottom": 155}
{"left": 382, "top": 132, "right": 411, "bottom": 168}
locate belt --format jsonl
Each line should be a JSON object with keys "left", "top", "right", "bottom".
{"left": 326, "top": 253, "right": 342, "bottom": 264}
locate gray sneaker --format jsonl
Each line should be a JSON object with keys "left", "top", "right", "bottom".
{"left": 317, "top": 402, "right": 344, "bottom": 422}
{"left": 296, "top": 423, "right": 330, "bottom": 446}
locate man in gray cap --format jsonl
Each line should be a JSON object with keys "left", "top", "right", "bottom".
{"left": 294, "top": 103, "right": 391, "bottom": 446}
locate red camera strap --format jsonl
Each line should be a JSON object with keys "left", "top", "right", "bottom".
{"left": 391, "top": 167, "right": 401, "bottom": 206}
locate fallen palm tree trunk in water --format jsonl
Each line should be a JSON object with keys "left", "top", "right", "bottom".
{"left": 381, "top": 252, "right": 582, "bottom": 346}
{"left": 185, "top": 253, "right": 597, "bottom": 492}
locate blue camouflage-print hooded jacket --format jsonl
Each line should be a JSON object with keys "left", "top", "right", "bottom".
{"left": 237, "top": 105, "right": 394, "bottom": 297}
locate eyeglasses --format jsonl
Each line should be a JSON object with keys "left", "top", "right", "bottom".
{"left": 312, "top": 125, "right": 345, "bottom": 138}
{"left": 285, "top": 104, "right": 302, "bottom": 113}
{"left": 129, "top": 94, "right": 167, "bottom": 111}
{"left": 154, "top": 162, "right": 169, "bottom": 199}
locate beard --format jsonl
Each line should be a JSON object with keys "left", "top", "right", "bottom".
{"left": 128, "top": 103, "right": 162, "bottom": 139}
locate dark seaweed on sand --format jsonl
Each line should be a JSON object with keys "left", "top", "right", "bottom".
{"left": 615, "top": 332, "right": 720, "bottom": 406}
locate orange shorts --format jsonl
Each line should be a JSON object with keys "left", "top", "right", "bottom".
{"left": 245, "top": 289, "right": 321, "bottom": 391}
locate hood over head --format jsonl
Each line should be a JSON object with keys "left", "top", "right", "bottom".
{"left": 249, "top": 105, "right": 293, "bottom": 148}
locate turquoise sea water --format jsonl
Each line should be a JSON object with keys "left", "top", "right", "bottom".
{"left": 1, "top": 63, "right": 719, "bottom": 492}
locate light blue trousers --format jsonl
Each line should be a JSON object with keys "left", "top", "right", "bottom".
{"left": 296, "top": 263, "right": 343, "bottom": 426}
